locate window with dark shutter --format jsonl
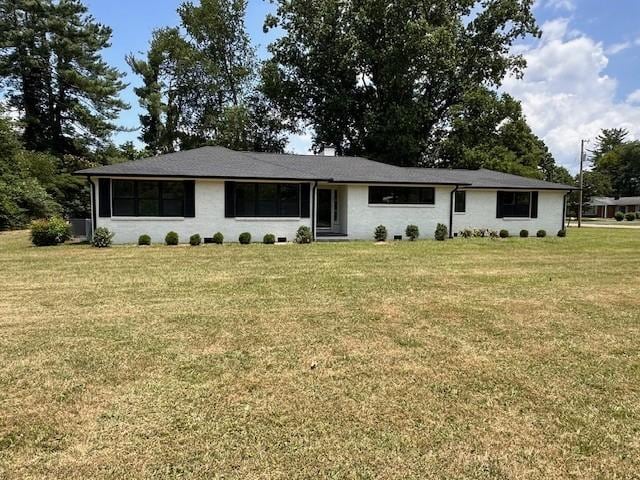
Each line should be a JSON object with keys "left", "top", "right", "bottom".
{"left": 98, "top": 178, "right": 111, "bottom": 217}
{"left": 183, "top": 180, "right": 195, "bottom": 217}
{"left": 368, "top": 186, "right": 435, "bottom": 205}
{"left": 496, "top": 191, "right": 533, "bottom": 218}
{"left": 530, "top": 192, "right": 538, "bottom": 218}
{"left": 225, "top": 181, "right": 236, "bottom": 217}
{"left": 111, "top": 180, "right": 186, "bottom": 217}
{"left": 300, "top": 183, "right": 310, "bottom": 218}
{"left": 454, "top": 191, "right": 466, "bottom": 213}
{"left": 228, "top": 182, "right": 302, "bottom": 217}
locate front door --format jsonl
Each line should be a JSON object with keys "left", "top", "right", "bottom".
{"left": 317, "top": 189, "right": 332, "bottom": 228}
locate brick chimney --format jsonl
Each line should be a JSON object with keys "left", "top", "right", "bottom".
{"left": 319, "top": 145, "right": 336, "bottom": 156}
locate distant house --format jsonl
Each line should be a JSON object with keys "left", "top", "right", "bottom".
{"left": 75, "top": 146, "right": 575, "bottom": 243}
{"left": 586, "top": 196, "right": 640, "bottom": 218}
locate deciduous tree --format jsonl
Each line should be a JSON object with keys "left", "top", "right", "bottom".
{"left": 264, "top": 0, "right": 540, "bottom": 165}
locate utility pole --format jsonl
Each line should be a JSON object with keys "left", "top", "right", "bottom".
{"left": 578, "top": 139, "right": 586, "bottom": 228}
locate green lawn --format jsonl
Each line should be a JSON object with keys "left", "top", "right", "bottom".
{"left": 1, "top": 228, "right": 639, "bottom": 479}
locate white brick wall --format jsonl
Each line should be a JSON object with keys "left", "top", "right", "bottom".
{"left": 451, "top": 189, "right": 566, "bottom": 236}
{"left": 93, "top": 177, "right": 567, "bottom": 243}
{"left": 343, "top": 184, "right": 452, "bottom": 240}
{"left": 94, "top": 178, "right": 312, "bottom": 244}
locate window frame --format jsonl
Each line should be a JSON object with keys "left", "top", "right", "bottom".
{"left": 454, "top": 190, "right": 466, "bottom": 213}
{"left": 111, "top": 179, "right": 186, "bottom": 217}
{"left": 233, "top": 182, "right": 302, "bottom": 218}
{"left": 368, "top": 186, "right": 435, "bottom": 205}
{"left": 497, "top": 191, "right": 532, "bottom": 218}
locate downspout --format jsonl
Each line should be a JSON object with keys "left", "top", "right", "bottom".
{"left": 87, "top": 176, "right": 96, "bottom": 232}
{"left": 449, "top": 185, "right": 459, "bottom": 239}
{"left": 311, "top": 180, "right": 318, "bottom": 241}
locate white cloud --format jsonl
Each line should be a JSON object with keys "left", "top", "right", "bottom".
{"left": 605, "top": 41, "right": 631, "bottom": 55}
{"left": 503, "top": 18, "right": 640, "bottom": 172}
{"left": 543, "top": 0, "right": 576, "bottom": 11}
{"left": 627, "top": 90, "right": 640, "bottom": 104}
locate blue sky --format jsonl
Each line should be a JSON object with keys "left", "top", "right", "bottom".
{"left": 87, "top": 0, "right": 640, "bottom": 172}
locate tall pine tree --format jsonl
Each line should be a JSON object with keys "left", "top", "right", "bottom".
{"left": 0, "top": 0, "right": 128, "bottom": 156}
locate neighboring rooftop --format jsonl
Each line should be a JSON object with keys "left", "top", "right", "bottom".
{"left": 76, "top": 146, "right": 576, "bottom": 190}
{"left": 589, "top": 196, "right": 640, "bottom": 206}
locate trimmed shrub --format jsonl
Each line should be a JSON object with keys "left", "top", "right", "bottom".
{"left": 263, "top": 233, "right": 276, "bottom": 244}
{"left": 212, "top": 232, "right": 224, "bottom": 244}
{"left": 295, "top": 226, "right": 312, "bottom": 244}
{"left": 189, "top": 233, "right": 202, "bottom": 246}
{"left": 624, "top": 212, "right": 635, "bottom": 221}
{"left": 519, "top": 229, "right": 529, "bottom": 238}
{"left": 536, "top": 229, "right": 547, "bottom": 238}
{"left": 434, "top": 223, "right": 447, "bottom": 241}
{"left": 405, "top": 224, "right": 419, "bottom": 241}
{"left": 636, "top": 212, "right": 640, "bottom": 220}
{"left": 499, "top": 229, "right": 509, "bottom": 238}
{"left": 239, "top": 232, "right": 251, "bottom": 244}
{"left": 92, "top": 227, "right": 114, "bottom": 248}
{"left": 614, "top": 211, "right": 625, "bottom": 222}
{"left": 557, "top": 229, "right": 567, "bottom": 237}
{"left": 459, "top": 228, "right": 474, "bottom": 238}
{"left": 165, "top": 231, "right": 179, "bottom": 245}
{"left": 374, "top": 224, "right": 387, "bottom": 242}
{"left": 30, "top": 216, "right": 72, "bottom": 246}
{"left": 138, "top": 234, "right": 151, "bottom": 246}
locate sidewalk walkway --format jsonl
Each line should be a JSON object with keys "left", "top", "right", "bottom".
{"left": 572, "top": 223, "right": 640, "bottom": 229}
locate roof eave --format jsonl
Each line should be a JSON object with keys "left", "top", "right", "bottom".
{"left": 464, "top": 185, "right": 577, "bottom": 191}
{"left": 74, "top": 171, "right": 332, "bottom": 182}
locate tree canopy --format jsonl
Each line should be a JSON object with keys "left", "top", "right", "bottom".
{"left": 263, "top": 0, "right": 540, "bottom": 164}
{"left": 0, "top": 0, "right": 130, "bottom": 221}
{"left": 584, "top": 128, "right": 640, "bottom": 197}
{"left": 434, "top": 87, "right": 571, "bottom": 181}
{"left": 0, "top": 0, "right": 128, "bottom": 155}
{"left": 0, "top": 0, "right": 587, "bottom": 228}
{"left": 127, "top": 0, "right": 288, "bottom": 154}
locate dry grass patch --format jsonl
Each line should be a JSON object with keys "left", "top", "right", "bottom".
{"left": 0, "top": 228, "right": 639, "bottom": 479}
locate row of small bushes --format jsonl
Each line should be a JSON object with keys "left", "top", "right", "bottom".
{"left": 374, "top": 224, "right": 448, "bottom": 241}
{"left": 459, "top": 227, "right": 565, "bottom": 238}
{"left": 135, "top": 226, "right": 313, "bottom": 247}
{"left": 96, "top": 226, "right": 312, "bottom": 248}
{"left": 614, "top": 211, "right": 639, "bottom": 222}
{"left": 30, "top": 217, "right": 567, "bottom": 248}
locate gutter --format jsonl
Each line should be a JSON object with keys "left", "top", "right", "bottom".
{"left": 87, "top": 176, "right": 97, "bottom": 233}
{"left": 73, "top": 172, "right": 334, "bottom": 183}
{"left": 73, "top": 171, "right": 472, "bottom": 187}
{"left": 449, "top": 185, "right": 460, "bottom": 239}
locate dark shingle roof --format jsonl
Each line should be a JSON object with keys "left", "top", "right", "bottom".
{"left": 76, "top": 146, "right": 575, "bottom": 190}
{"left": 589, "top": 196, "right": 640, "bottom": 206}
{"left": 406, "top": 167, "right": 576, "bottom": 190}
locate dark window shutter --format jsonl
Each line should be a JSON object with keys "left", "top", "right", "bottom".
{"left": 530, "top": 191, "right": 538, "bottom": 218}
{"left": 98, "top": 178, "right": 111, "bottom": 217}
{"left": 300, "top": 183, "right": 310, "bottom": 218}
{"left": 183, "top": 180, "right": 195, "bottom": 217}
{"left": 496, "top": 191, "right": 504, "bottom": 218}
{"left": 225, "top": 181, "right": 236, "bottom": 218}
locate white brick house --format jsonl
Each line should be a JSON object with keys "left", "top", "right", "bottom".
{"left": 76, "top": 147, "right": 574, "bottom": 243}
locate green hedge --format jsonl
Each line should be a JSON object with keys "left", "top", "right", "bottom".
{"left": 30, "top": 217, "right": 71, "bottom": 246}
